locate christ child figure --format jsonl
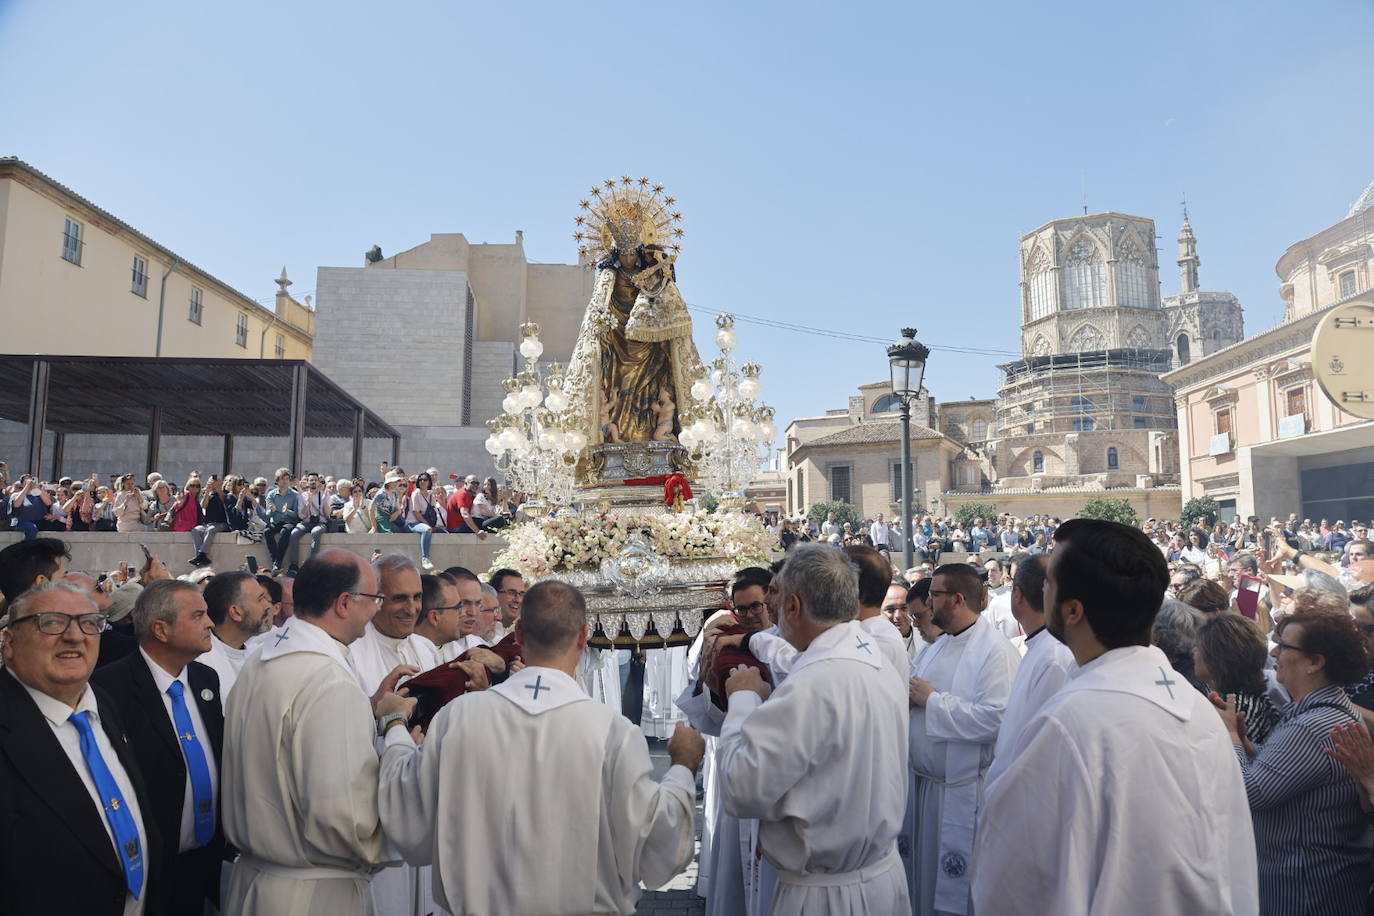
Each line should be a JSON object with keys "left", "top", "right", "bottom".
{"left": 652, "top": 388, "right": 678, "bottom": 442}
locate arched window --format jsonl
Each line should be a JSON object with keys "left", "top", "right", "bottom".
{"left": 871, "top": 394, "right": 902, "bottom": 414}
{"left": 970, "top": 418, "right": 988, "bottom": 440}
{"left": 1026, "top": 248, "right": 1055, "bottom": 320}
{"left": 1115, "top": 238, "right": 1151, "bottom": 308}
{"left": 1068, "top": 324, "right": 1105, "bottom": 352}
{"left": 1176, "top": 333, "right": 1191, "bottom": 364}
{"left": 1062, "top": 238, "right": 1105, "bottom": 310}
{"left": 1032, "top": 450, "right": 1044, "bottom": 472}
{"left": 1107, "top": 447, "right": 1119, "bottom": 470}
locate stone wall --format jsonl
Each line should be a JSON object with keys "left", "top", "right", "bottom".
{"left": 942, "top": 488, "right": 1183, "bottom": 522}
{"left": 313, "top": 266, "right": 471, "bottom": 429}
{"left": 5, "top": 530, "right": 502, "bottom": 579}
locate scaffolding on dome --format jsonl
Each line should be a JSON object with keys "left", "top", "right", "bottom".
{"left": 994, "top": 348, "right": 1177, "bottom": 436}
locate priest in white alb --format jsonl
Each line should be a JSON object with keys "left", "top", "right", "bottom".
{"left": 717, "top": 544, "right": 909, "bottom": 915}
{"left": 221, "top": 549, "right": 416, "bottom": 915}
{"left": 903, "top": 563, "right": 1020, "bottom": 916}
{"left": 351, "top": 555, "right": 428, "bottom": 692}
{"left": 985, "top": 555, "right": 1074, "bottom": 785}
{"left": 377, "top": 580, "right": 704, "bottom": 915}
{"left": 408, "top": 573, "right": 465, "bottom": 671}
{"left": 675, "top": 566, "right": 776, "bottom": 915}
{"left": 972, "top": 520, "right": 1258, "bottom": 915}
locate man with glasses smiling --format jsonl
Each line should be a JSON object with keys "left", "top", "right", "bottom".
{"left": 0, "top": 580, "right": 162, "bottom": 915}
{"left": 488, "top": 568, "right": 526, "bottom": 640}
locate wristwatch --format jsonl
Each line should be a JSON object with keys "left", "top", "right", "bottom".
{"left": 377, "top": 712, "right": 409, "bottom": 736}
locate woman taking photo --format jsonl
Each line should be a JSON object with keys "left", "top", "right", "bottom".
{"left": 1219, "top": 603, "right": 1371, "bottom": 915}
{"left": 113, "top": 474, "right": 146, "bottom": 532}
{"left": 91, "top": 485, "right": 117, "bottom": 531}
{"left": 189, "top": 475, "right": 230, "bottom": 567}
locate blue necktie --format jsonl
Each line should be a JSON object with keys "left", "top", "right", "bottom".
{"left": 166, "top": 680, "right": 215, "bottom": 847}
{"left": 69, "top": 710, "right": 144, "bottom": 899}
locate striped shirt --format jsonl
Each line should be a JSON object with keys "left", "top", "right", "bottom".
{"left": 1235, "top": 685, "right": 1371, "bottom": 916}
{"left": 1233, "top": 690, "right": 1281, "bottom": 747}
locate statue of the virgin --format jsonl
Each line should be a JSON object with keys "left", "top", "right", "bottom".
{"left": 562, "top": 178, "right": 708, "bottom": 482}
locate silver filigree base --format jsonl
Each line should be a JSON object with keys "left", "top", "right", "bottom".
{"left": 588, "top": 441, "right": 688, "bottom": 485}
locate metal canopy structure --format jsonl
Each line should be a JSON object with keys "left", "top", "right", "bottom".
{"left": 0, "top": 355, "right": 401, "bottom": 478}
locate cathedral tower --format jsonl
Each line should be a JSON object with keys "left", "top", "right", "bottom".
{"left": 1000, "top": 212, "right": 1176, "bottom": 439}
{"left": 1161, "top": 216, "right": 1244, "bottom": 365}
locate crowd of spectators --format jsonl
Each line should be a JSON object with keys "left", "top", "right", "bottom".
{"left": 863, "top": 510, "right": 1374, "bottom": 916}
{"left": 1, "top": 461, "right": 518, "bottom": 573}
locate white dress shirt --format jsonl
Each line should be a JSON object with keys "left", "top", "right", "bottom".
{"left": 138, "top": 648, "right": 220, "bottom": 853}
{"left": 10, "top": 669, "right": 148, "bottom": 915}
{"left": 198, "top": 631, "right": 247, "bottom": 697}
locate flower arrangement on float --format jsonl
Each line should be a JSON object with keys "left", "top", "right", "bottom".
{"left": 491, "top": 509, "right": 776, "bottom": 580}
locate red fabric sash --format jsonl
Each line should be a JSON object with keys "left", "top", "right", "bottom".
{"left": 620, "top": 472, "right": 694, "bottom": 507}
{"left": 705, "top": 623, "right": 771, "bottom": 709}
{"left": 404, "top": 632, "right": 524, "bottom": 731}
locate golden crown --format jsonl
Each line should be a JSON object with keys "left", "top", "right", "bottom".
{"left": 573, "top": 176, "right": 684, "bottom": 265}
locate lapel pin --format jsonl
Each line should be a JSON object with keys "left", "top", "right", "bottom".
{"left": 201, "top": 688, "right": 215, "bottom": 703}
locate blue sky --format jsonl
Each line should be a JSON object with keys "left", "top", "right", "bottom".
{"left": 3, "top": 0, "right": 1373, "bottom": 452}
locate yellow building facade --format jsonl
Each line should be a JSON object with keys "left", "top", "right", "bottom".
{"left": 0, "top": 158, "right": 313, "bottom": 360}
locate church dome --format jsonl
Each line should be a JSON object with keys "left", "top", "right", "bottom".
{"left": 1349, "top": 179, "right": 1374, "bottom": 220}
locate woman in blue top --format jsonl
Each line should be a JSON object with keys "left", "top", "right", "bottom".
{"left": 9, "top": 476, "right": 53, "bottom": 540}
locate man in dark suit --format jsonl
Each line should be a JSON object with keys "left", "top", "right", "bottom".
{"left": 94, "top": 578, "right": 225, "bottom": 915}
{"left": 0, "top": 579, "right": 163, "bottom": 915}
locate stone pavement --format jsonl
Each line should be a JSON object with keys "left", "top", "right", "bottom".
{"left": 635, "top": 737, "right": 706, "bottom": 916}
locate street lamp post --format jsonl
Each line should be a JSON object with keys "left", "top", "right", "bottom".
{"left": 888, "top": 328, "right": 930, "bottom": 572}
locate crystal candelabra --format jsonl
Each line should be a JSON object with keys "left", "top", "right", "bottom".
{"left": 484, "top": 322, "right": 588, "bottom": 515}
{"left": 679, "top": 315, "right": 777, "bottom": 509}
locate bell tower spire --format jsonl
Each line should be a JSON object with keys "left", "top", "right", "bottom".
{"left": 1177, "top": 198, "right": 1200, "bottom": 293}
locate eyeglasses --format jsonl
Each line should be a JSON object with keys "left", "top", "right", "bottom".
{"left": 348, "top": 592, "right": 385, "bottom": 607}
{"left": 734, "top": 601, "right": 767, "bottom": 615}
{"left": 432, "top": 600, "right": 482, "bottom": 613}
{"left": 497, "top": 589, "right": 526, "bottom": 600}
{"left": 1274, "top": 640, "right": 1308, "bottom": 655}
{"left": 1, "top": 612, "right": 109, "bottom": 636}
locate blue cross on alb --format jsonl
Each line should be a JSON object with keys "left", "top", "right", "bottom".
{"left": 1155, "top": 666, "right": 1177, "bottom": 699}
{"left": 855, "top": 636, "right": 873, "bottom": 654}
{"left": 525, "top": 675, "right": 550, "bottom": 700}
{"left": 273, "top": 628, "right": 291, "bottom": 647}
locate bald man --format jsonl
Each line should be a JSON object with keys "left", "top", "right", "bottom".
{"left": 221, "top": 549, "right": 415, "bottom": 915}
{"left": 379, "top": 580, "right": 704, "bottom": 914}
